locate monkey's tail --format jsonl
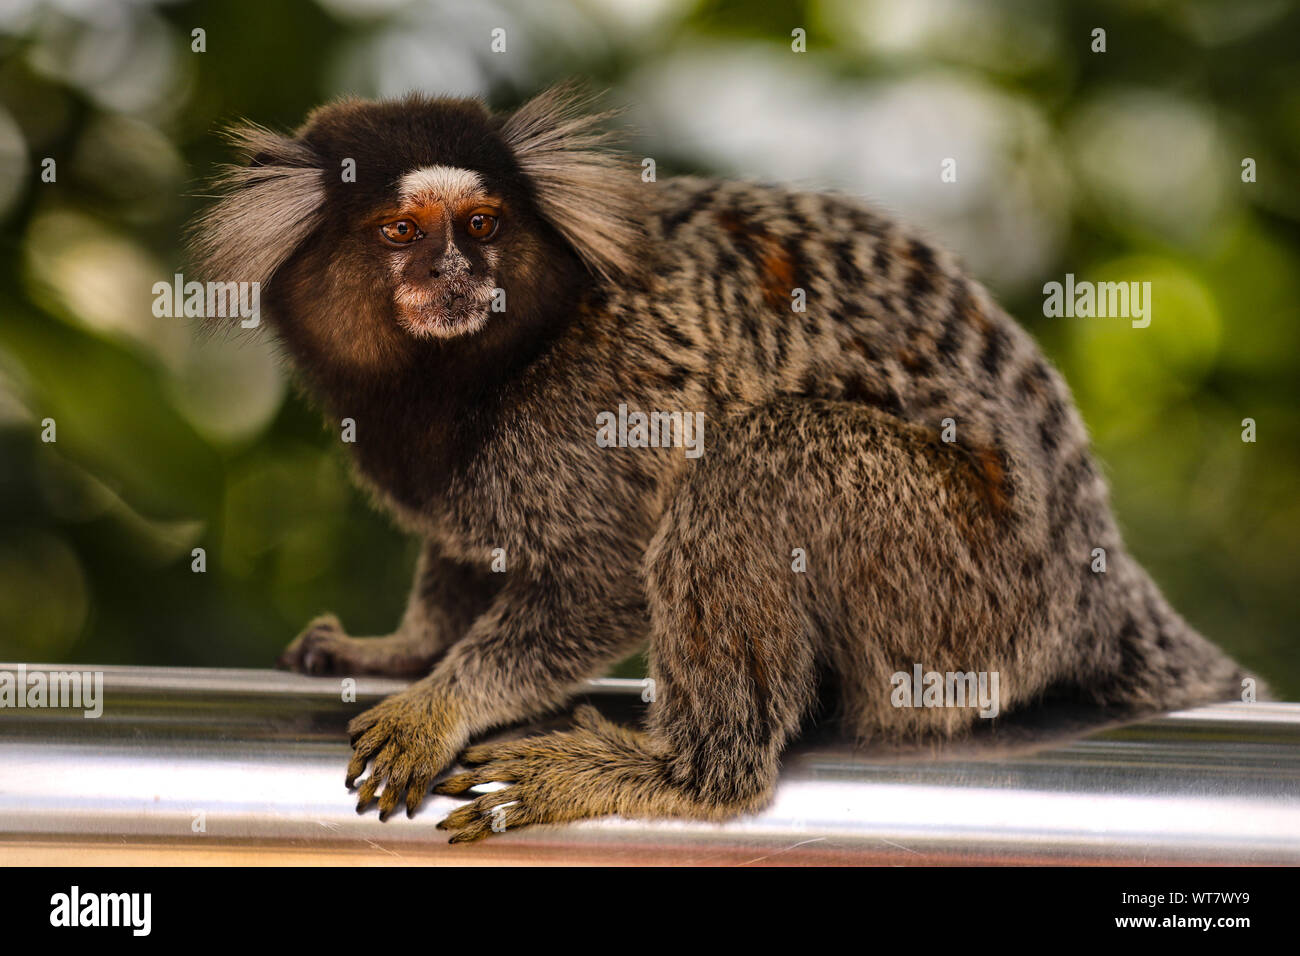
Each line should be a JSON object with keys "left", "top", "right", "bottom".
{"left": 1087, "top": 561, "right": 1266, "bottom": 713}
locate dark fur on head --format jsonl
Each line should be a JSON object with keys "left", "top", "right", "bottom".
{"left": 188, "top": 82, "right": 646, "bottom": 377}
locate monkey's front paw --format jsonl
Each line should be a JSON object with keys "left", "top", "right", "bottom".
{"left": 276, "top": 614, "right": 351, "bottom": 675}
{"left": 433, "top": 705, "right": 668, "bottom": 843}
{"left": 347, "top": 686, "right": 463, "bottom": 821}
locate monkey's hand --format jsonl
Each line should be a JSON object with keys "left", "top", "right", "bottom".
{"left": 277, "top": 614, "right": 442, "bottom": 677}
{"left": 347, "top": 681, "right": 467, "bottom": 820}
{"left": 432, "top": 705, "right": 699, "bottom": 843}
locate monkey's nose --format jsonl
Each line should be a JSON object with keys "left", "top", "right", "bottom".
{"left": 431, "top": 261, "right": 472, "bottom": 278}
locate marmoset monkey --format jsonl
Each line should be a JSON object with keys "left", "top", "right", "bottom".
{"left": 191, "top": 83, "right": 1258, "bottom": 841}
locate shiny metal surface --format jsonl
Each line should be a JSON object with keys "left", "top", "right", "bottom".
{"left": 1, "top": 664, "right": 1297, "bottom": 865}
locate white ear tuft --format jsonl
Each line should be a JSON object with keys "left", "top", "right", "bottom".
{"left": 188, "top": 124, "right": 326, "bottom": 301}
{"left": 500, "top": 83, "right": 646, "bottom": 284}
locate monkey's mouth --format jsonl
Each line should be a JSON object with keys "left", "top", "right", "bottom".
{"left": 393, "top": 280, "right": 493, "bottom": 339}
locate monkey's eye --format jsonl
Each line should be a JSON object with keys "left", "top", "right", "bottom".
{"left": 380, "top": 220, "right": 422, "bottom": 244}
{"left": 465, "top": 210, "right": 500, "bottom": 242}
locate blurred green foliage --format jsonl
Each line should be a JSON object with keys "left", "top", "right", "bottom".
{"left": 0, "top": 0, "right": 1296, "bottom": 693}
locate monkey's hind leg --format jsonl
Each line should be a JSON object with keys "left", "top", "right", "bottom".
{"left": 432, "top": 706, "right": 695, "bottom": 841}
{"left": 434, "top": 402, "right": 838, "bottom": 839}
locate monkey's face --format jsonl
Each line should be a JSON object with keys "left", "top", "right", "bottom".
{"left": 283, "top": 97, "right": 574, "bottom": 352}
{"left": 372, "top": 166, "right": 504, "bottom": 339}
{"left": 196, "top": 90, "right": 639, "bottom": 370}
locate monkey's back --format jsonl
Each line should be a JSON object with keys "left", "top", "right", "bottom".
{"left": 628, "top": 176, "right": 1247, "bottom": 717}
{"left": 642, "top": 176, "right": 1085, "bottom": 522}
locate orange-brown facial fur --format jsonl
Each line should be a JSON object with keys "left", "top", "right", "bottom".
{"left": 379, "top": 165, "right": 507, "bottom": 339}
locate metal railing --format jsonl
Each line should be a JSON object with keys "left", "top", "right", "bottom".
{"left": 1, "top": 664, "right": 1297, "bottom": 864}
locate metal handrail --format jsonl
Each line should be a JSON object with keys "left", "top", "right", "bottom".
{"left": 2, "top": 664, "right": 1297, "bottom": 864}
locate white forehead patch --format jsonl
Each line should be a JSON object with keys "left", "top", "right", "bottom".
{"left": 398, "top": 165, "right": 484, "bottom": 206}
